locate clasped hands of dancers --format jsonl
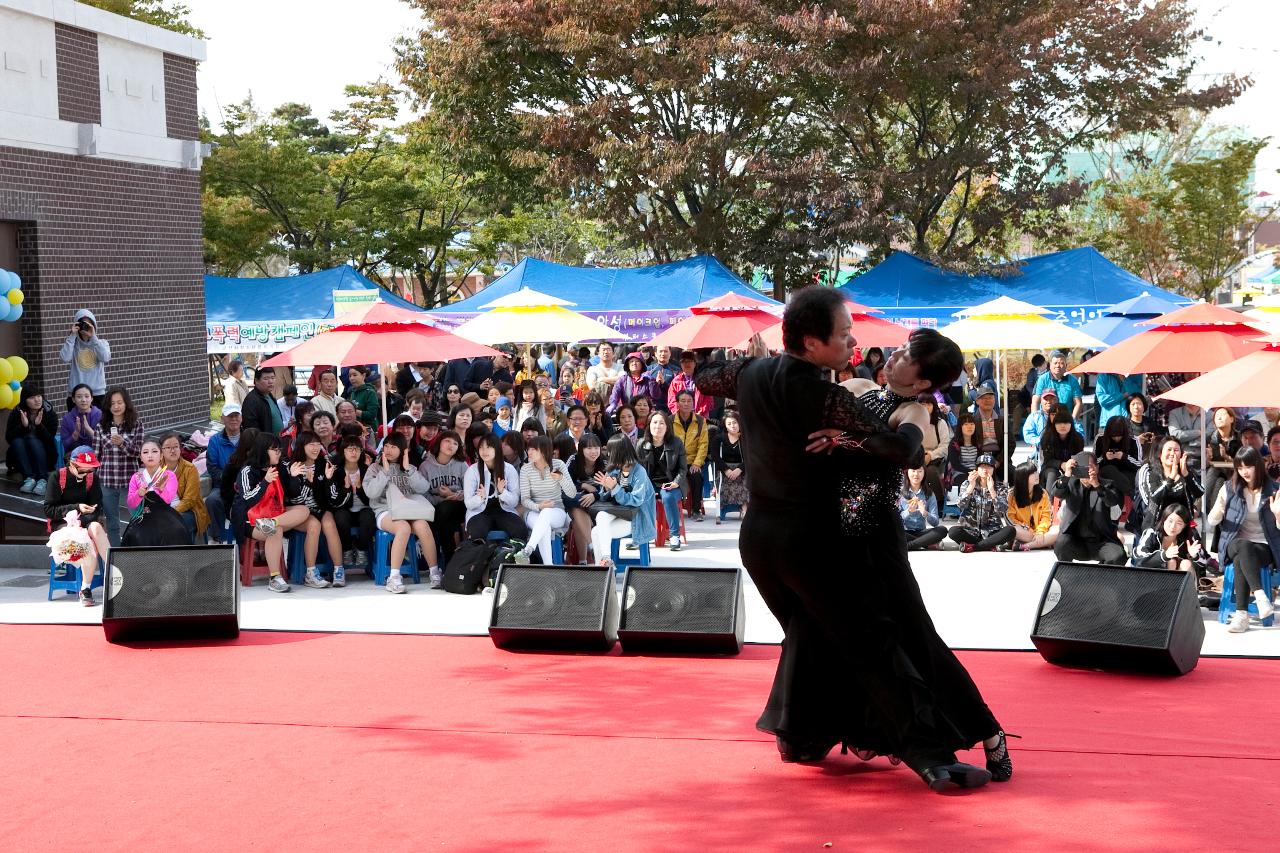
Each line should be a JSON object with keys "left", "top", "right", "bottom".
{"left": 694, "top": 287, "right": 1014, "bottom": 793}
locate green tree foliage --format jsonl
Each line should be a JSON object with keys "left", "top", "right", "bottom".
{"left": 80, "top": 0, "right": 204, "bottom": 37}
{"left": 399, "top": 0, "right": 1242, "bottom": 291}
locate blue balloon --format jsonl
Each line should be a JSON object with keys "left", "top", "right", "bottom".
{"left": 7, "top": 381, "right": 17, "bottom": 391}
{"left": 0, "top": 270, "right": 11, "bottom": 294}
{"left": 7, "top": 303, "right": 21, "bottom": 322}
{"left": 0, "top": 300, "right": 11, "bottom": 322}
{"left": 8, "top": 272, "right": 19, "bottom": 291}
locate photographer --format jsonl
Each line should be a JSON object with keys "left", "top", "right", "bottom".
{"left": 1052, "top": 451, "right": 1126, "bottom": 565}
{"left": 58, "top": 309, "right": 111, "bottom": 409}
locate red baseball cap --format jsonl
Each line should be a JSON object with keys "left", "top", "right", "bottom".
{"left": 70, "top": 450, "right": 101, "bottom": 469}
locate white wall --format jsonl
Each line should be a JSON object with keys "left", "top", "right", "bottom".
{"left": 0, "top": 6, "right": 59, "bottom": 119}
{"left": 97, "top": 33, "right": 166, "bottom": 137}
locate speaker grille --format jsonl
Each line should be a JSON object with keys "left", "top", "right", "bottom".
{"left": 1035, "top": 563, "right": 1185, "bottom": 649}
{"left": 624, "top": 569, "right": 737, "bottom": 634}
{"left": 492, "top": 566, "right": 608, "bottom": 631}
{"left": 107, "top": 547, "right": 236, "bottom": 619}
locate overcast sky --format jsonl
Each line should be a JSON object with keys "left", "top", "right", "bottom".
{"left": 187, "top": 0, "right": 1280, "bottom": 193}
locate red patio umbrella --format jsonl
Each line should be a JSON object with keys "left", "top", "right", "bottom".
{"left": 648, "top": 293, "right": 782, "bottom": 350}
{"left": 1155, "top": 333, "right": 1280, "bottom": 409}
{"left": 755, "top": 299, "right": 909, "bottom": 352}
{"left": 1069, "top": 302, "right": 1268, "bottom": 376}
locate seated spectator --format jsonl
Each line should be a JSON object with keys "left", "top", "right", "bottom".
{"left": 1132, "top": 503, "right": 1208, "bottom": 573}
{"left": 1051, "top": 451, "right": 1126, "bottom": 565}
{"left": 414, "top": 410, "right": 443, "bottom": 459}
{"left": 1167, "top": 402, "right": 1203, "bottom": 473}
{"left": 43, "top": 449, "right": 110, "bottom": 606}
{"left": 59, "top": 384, "right": 102, "bottom": 459}
{"left": 160, "top": 431, "right": 209, "bottom": 544}
{"left": 310, "top": 410, "right": 337, "bottom": 454}
{"left": 1203, "top": 406, "right": 1241, "bottom": 510}
{"left": 591, "top": 434, "right": 658, "bottom": 566}
{"left": 608, "top": 351, "right": 660, "bottom": 413}
{"left": 6, "top": 383, "right": 57, "bottom": 494}
{"left": 1020, "top": 389, "right": 1060, "bottom": 461}
{"left": 711, "top": 410, "right": 748, "bottom": 523}
{"left": 1039, "top": 409, "right": 1085, "bottom": 496}
{"left": 279, "top": 400, "right": 314, "bottom": 458}
{"left": 1125, "top": 392, "right": 1158, "bottom": 459}
{"left": 232, "top": 433, "right": 309, "bottom": 593}
{"left": 1094, "top": 415, "right": 1141, "bottom": 496}
{"left": 946, "top": 413, "right": 980, "bottom": 490}
{"left": 901, "top": 465, "right": 946, "bottom": 551}
{"left": 441, "top": 383, "right": 462, "bottom": 414}
{"left": 1240, "top": 419, "right": 1265, "bottom": 455}
{"left": 463, "top": 432, "right": 528, "bottom": 543}
{"left": 1006, "top": 461, "right": 1058, "bottom": 552}
{"left": 918, "top": 394, "right": 951, "bottom": 515}
{"left": 583, "top": 391, "right": 614, "bottom": 443}
{"left": 630, "top": 394, "right": 655, "bottom": 429}
{"left": 855, "top": 347, "right": 885, "bottom": 381}
{"left": 1138, "top": 436, "right": 1204, "bottom": 530}
{"left": 615, "top": 404, "right": 640, "bottom": 446}
{"left": 492, "top": 396, "right": 515, "bottom": 437}
{"left": 285, "top": 431, "right": 345, "bottom": 590}
{"left": 1267, "top": 426, "right": 1280, "bottom": 483}
{"left": 513, "top": 435, "right": 576, "bottom": 564}
{"left": 566, "top": 433, "right": 607, "bottom": 563}
{"left": 637, "top": 410, "right": 689, "bottom": 550}
{"left": 948, "top": 454, "right": 1016, "bottom": 552}
{"left": 520, "top": 417, "right": 546, "bottom": 446}
{"left": 403, "top": 388, "right": 428, "bottom": 423}
{"left": 672, "top": 389, "right": 710, "bottom": 522}
{"left": 539, "top": 389, "right": 566, "bottom": 438}
{"left": 501, "top": 430, "right": 526, "bottom": 469}
{"left": 309, "top": 367, "right": 341, "bottom": 418}
{"left": 1207, "top": 447, "right": 1280, "bottom": 633}
{"left": 328, "top": 435, "right": 374, "bottom": 576}
{"left": 342, "top": 365, "right": 380, "bottom": 428}
{"left": 447, "top": 403, "right": 474, "bottom": 437}
{"left": 551, "top": 431, "right": 578, "bottom": 464}
{"left": 421, "top": 430, "right": 467, "bottom": 572}
{"left": 362, "top": 433, "right": 440, "bottom": 594}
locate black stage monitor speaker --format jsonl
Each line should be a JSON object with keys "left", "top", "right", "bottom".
{"left": 488, "top": 564, "right": 619, "bottom": 651}
{"left": 1030, "top": 561, "right": 1204, "bottom": 676}
{"left": 104, "top": 545, "right": 239, "bottom": 643}
{"left": 619, "top": 566, "right": 746, "bottom": 654}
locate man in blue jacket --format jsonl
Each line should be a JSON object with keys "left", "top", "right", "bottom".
{"left": 203, "top": 403, "right": 242, "bottom": 543}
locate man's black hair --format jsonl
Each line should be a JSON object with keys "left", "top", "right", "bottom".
{"left": 782, "top": 287, "right": 847, "bottom": 355}
{"left": 1030, "top": 354, "right": 1046, "bottom": 368}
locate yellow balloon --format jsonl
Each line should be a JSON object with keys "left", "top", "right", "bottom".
{"left": 0, "top": 386, "right": 13, "bottom": 410}
{"left": 8, "top": 356, "right": 27, "bottom": 382}
{"left": 0, "top": 359, "right": 12, "bottom": 385}
{"left": 7, "top": 289, "right": 22, "bottom": 305}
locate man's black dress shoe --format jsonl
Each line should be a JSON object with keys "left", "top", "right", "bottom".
{"left": 776, "top": 736, "right": 838, "bottom": 763}
{"left": 917, "top": 762, "right": 991, "bottom": 791}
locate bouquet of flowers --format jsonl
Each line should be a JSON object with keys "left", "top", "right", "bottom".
{"left": 47, "top": 510, "right": 97, "bottom": 567}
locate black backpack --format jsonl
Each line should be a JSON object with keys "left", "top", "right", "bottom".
{"left": 443, "top": 539, "right": 497, "bottom": 595}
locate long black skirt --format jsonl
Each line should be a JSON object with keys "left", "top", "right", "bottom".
{"left": 740, "top": 503, "right": 1000, "bottom": 768}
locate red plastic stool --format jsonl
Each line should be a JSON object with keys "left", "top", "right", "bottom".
{"left": 238, "top": 538, "right": 272, "bottom": 587}
{"left": 655, "top": 497, "right": 687, "bottom": 547}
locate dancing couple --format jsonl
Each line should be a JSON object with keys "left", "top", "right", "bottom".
{"left": 695, "top": 287, "right": 1013, "bottom": 792}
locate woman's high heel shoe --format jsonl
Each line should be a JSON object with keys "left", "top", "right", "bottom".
{"left": 984, "top": 731, "right": 1019, "bottom": 782}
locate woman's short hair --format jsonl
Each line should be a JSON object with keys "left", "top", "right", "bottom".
{"left": 782, "top": 286, "right": 847, "bottom": 355}
{"left": 291, "top": 430, "right": 322, "bottom": 462}
{"left": 381, "top": 432, "right": 408, "bottom": 455}
{"left": 955, "top": 412, "right": 977, "bottom": 444}
{"left": 526, "top": 434, "right": 553, "bottom": 463}
{"left": 905, "top": 328, "right": 964, "bottom": 391}
{"left": 1157, "top": 502, "right": 1194, "bottom": 532}
{"left": 311, "top": 410, "right": 336, "bottom": 429}
{"left": 520, "top": 417, "right": 546, "bottom": 436}
{"left": 1124, "top": 392, "right": 1147, "bottom": 412}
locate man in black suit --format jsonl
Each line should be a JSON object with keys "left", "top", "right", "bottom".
{"left": 441, "top": 357, "right": 494, "bottom": 396}
{"left": 1051, "top": 450, "right": 1126, "bottom": 564}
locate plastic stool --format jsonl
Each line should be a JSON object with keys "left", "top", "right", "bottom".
{"left": 285, "top": 529, "right": 336, "bottom": 585}
{"left": 655, "top": 498, "right": 687, "bottom": 546}
{"left": 1218, "top": 563, "right": 1276, "bottom": 627}
{"left": 47, "top": 558, "right": 103, "bottom": 600}
{"left": 238, "top": 538, "right": 272, "bottom": 586}
{"left": 551, "top": 534, "right": 564, "bottom": 564}
{"left": 372, "top": 530, "right": 421, "bottom": 585}
{"left": 611, "top": 536, "right": 650, "bottom": 569}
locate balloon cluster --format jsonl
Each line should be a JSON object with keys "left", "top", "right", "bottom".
{"left": 0, "top": 268, "right": 24, "bottom": 322}
{"left": 0, "top": 269, "right": 29, "bottom": 410}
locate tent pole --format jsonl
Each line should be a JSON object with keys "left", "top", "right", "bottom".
{"left": 380, "top": 364, "right": 389, "bottom": 431}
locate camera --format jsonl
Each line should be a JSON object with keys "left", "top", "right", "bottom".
{"left": 76, "top": 319, "right": 92, "bottom": 333}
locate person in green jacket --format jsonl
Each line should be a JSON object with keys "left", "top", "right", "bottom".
{"left": 343, "top": 365, "right": 381, "bottom": 428}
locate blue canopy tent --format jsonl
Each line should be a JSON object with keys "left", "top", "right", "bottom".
{"left": 430, "top": 255, "right": 778, "bottom": 343}
{"left": 204, "top": 267, "right": 426, "bottom": 353}
{"left": 837, "top": 247, "right": 1188, "bottom": 331}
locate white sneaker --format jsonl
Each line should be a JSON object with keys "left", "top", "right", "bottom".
{"left": 429, "top": 567, "right": 443, "bottom": 589}
{"left": 304, "top": 569, "right": 329, "bottom": 589}
{"left": 669, "top": 536, "right": 681, "bottom": 551}
{"left": 512, "top": 549, "right": 531, "bottom": 565}
{"left": 268, "top": 575, "right": 290, "bottom": 593}
{"left": 19, "top": 478, "right": 34, "bottom": 493}
{"left": 331, "top": 566, "right": 346, "bottom": 588}
{"left": 1227, "top": 611, "right": 1249, "bottom": 633}
{"left": 1254, "top": 591, "right": 1275, "bottom": 621}
{"left": 386, "top": 573, "right": 406, "bottom": 594}
{"left": 254, "top": 517, "right": 278, "bottom": 536}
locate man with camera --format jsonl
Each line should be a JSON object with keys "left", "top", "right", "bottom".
{"left": 1052, "top": 450, "right": 1126, "bottom": 564}
{"left": 58, "top": 309, "right": 111, "bottom": 409}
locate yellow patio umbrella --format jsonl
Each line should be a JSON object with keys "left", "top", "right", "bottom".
{"left": 451, "top": 286, "right": 627, "bottom": 345}
{"left": 941, "top": 296, "right": 1106, "bottom": 481}
{"left": 1243, "top": 294, "right": 1280, "bottom": 331}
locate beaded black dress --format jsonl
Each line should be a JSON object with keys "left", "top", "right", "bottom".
{"left": 695, "top": 356, "right": 1001, "bottom": 770}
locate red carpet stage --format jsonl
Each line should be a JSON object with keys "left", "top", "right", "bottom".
{"left": 2, "top": 624, "right": 1275, "bottom": 851}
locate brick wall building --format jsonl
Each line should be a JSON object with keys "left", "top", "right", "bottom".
{"left": 0, "top": 1, "right": 207, "bottom": 428}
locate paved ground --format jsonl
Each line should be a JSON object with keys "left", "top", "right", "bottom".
{"left": 4, "top": 499, "right": 1278, "bottom": 657}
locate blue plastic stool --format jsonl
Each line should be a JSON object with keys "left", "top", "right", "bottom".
{"left": 610, "top": 536, "right": 650, "bottom": 569}
{"left": 372, "top": 529, "right": 421, "bottom": 585}
{"left": 285, "top": 529, "right": 337, "bottom": 585}
{"left": 550, "top": 534, "right": 564, "bottom": 564}
{"left": 1218, "top": 563, "right": 1276, "bottom": 627}
{"left": 55, "top": 435, "right": 65, "bottom": 470}
{"left": 47, "top": 558, "right": 103, "bottom": 600}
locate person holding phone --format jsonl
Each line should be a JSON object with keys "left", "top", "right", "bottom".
{"left": 1051, "top": 450, "right": 1126, "bottom": 564}
{"left": 636, "top": 410, "right": 688, "bottom": 550}
{"left": 92, "top": 386, "right": 145, "bottom": 547}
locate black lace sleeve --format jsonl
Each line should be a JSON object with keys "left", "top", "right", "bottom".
{"left": 821, "top": 385, "right": 923, "bottom": 468}
{"left": 693, "top": 358, "right": 752, "bottom": 400}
